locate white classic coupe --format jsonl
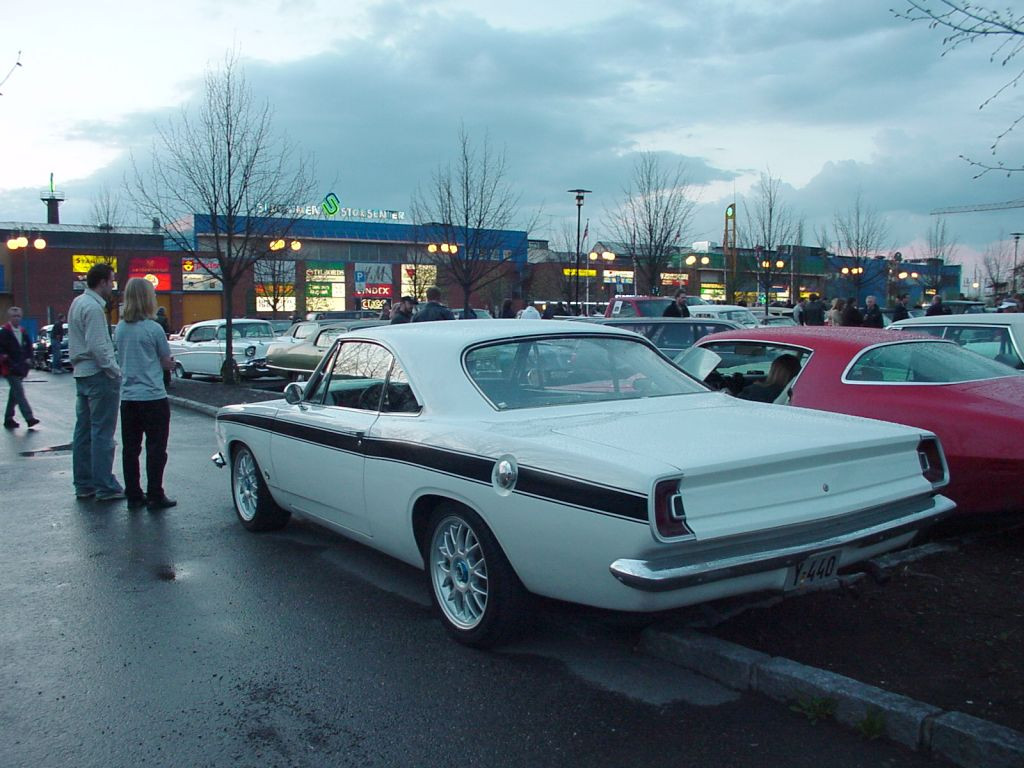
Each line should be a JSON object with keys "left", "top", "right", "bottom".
{"left": 212, "top": 321, "right": 955, "bottom": 647}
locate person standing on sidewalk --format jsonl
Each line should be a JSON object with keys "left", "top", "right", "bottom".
{"left": 115, "top": 278, "right": 176, "bottom": 510}
{"left": 69, "top": 263, "right": 124, "bottom": 501}
{"left": 0, "top": 307, "right": 40, "bottom": 430}
{"left": 50, "top": 313, "right": 66, "bottom": 373}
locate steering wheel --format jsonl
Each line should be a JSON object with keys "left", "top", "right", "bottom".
{"left": 357, "top": 383, "right": 383, "bottom": 410}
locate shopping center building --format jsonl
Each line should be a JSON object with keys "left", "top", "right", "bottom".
{"left": 1, "top": 205, "right": 529, "bottom": 335}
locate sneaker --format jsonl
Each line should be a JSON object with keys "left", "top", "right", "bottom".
{"left": 96, "top": 490, "right": 126, "bottom": 502}
{"left": 146, "top": 496, "right": 177, "bottom": 510}
{"left": 3, "top": 420, "right": 18, "bottom": 429}
{"left": 26, "top": 418, "right": 40, "bottom": 428}
{"left": 75, "top": 489, "right": 96, "bottom": 499}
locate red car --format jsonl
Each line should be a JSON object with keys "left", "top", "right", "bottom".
{"left": 677, "top": 327, "right": 1024, "bottom": 516}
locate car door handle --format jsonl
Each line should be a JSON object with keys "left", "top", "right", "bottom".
{"left": 356, "top": 431, "right": 365, "bottom": 448}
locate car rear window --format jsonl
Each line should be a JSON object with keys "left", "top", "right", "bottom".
{"left": 464, "top": 335, "right": 703, "bottom": 410}
{"left": 845, "top": 341, "right": 1019, "bottom": 383}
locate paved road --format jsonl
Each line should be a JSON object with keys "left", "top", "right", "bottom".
{"left": 0, "top": 373, "right": 934, "bottom": 767}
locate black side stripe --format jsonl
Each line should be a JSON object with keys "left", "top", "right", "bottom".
{"left": 218, "top": 411, "right": 648, "bottom": 522}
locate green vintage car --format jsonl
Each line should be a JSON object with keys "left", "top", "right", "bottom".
{"left": 266, "top": 320, "right": 389, "bottom": 379}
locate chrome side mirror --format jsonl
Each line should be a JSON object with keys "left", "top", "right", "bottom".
{"left": 284, "top": 382, "right": 305, "bottom": 405}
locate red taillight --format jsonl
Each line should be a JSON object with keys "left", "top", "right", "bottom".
{"left": 654, "top": 478, "right": 693, "bottom": 539}
{"left": 917, "top": 437, "right": 946, "bottom": 486}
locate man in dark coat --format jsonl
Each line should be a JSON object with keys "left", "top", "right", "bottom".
{"left": 390, "top": 296, "right": 417, "bottom": 324}
{"left": 0, "top": 307, "right": 40, "bottom": 429}
{"left": 862, "top": 295, "right": 884, "bottom": 328}
{"left": 662, "top": 289, "right": 691, "bottom": 318}
{"left": 926, "top": 295, "right": 952, "bottom": 316}
{"left": 802, "top": 294, "right": 826, "bottom": 326}
{"left": 411, "top": 286, "right": 455, "bottom": 322}
{"left": 841, "top": 297, "right": 863, "bottom": 326}
{"left": 891, "top": 294, "right": 910, "bottom": 322}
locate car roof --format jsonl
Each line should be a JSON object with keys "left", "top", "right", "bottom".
{"left": 333, "top": 320, "right": 648, "bottom": 415}
{"left": 189, "top": 318, "right": 271, "bottom": 327}
{"left": 587, "top": 316, "right": 739, "bottom": 326}
{"left": 893, "top": 313, "right": 1024, "bottom": 328}
{"left": 694, "top": 325, "right": 936, "bottom": 353}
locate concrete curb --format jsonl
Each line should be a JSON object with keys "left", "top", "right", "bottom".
{"left": 167, "top": 395, "right": 220, "bottom": 418}
{"left": 640, "top": 628, "right": 1024, "bottom": 767}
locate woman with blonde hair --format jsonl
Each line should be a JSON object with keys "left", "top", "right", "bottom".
{"left": 114, "top": 278, "right": 176, "bottom": 509}
{"left": 826, "top": 298, "right": 845, "bottom": 327}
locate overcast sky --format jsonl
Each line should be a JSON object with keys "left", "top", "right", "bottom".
{"left": 3, "top": 0, "right": 1024, "bottom": 276}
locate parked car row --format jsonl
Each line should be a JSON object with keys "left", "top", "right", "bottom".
{"left": 168, "top": 319, "right": 278, "bottom": 379}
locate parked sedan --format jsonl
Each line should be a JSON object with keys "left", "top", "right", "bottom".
{"left": 266, "top": 320, "right": 388, "bottom": 379}
{"left": 169, "top": 318, "right": 277, "bottom": 379}
{"left": 213, "top": 321, "right": 953, "bottom": 647}
{"left": 890, "top": 312, "right": 1024, "bottom": 369}
{"left": 677, "top": 326, "right": 1024, "bottom": 515}
{"left": 584, "top": 317, "right": 742, "bottom": 358}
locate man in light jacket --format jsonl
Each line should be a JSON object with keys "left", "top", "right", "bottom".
{"left": 69, "top": 263, "right": 124, "bottom": 501}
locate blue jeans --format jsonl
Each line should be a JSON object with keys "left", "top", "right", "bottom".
{"left": 4, "top": 375, "right": 34, "bottom": 422}
{"left": 51, "top": 341, "right": 62, "bottom": 372}
{"left": 73, "top": 372, "right": 122, "bottom": 495}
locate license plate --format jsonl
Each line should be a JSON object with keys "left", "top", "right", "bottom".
{"left": 789, "top": 549, "right": 841, "bottom": 590}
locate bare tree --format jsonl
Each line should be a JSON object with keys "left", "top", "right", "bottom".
{"left": 129, "top": 51, "right": 316, "bottom": 382}
{"left": 819, "top": 192, "right": 891, "bottom": 297}
{"left": 914, "top": 217, "right": 961, "bottom": 295}
{"left": 605, "top": 153, "right": 697, "bottom": 295}
{"left": 411, "top": 127, "right": 526, "bottom": 314}
{"left": 252, "top": 257, "right": 296, "bottom": 319}
{"left": 738, "top": 170, "right": 799, "bottom": 252}
{"left": 895, "top": 1, "right": 1024, "bottom": 175}
{"left": 981, "top": 237, "right": 1014, "bottom": 294}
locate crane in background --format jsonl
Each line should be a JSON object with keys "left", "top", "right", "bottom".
{"left": 929, "top": 199, "right": 1023, "bottom": 292}
{"left": 930, "top": 199, "right": 1024, "bottom": 215}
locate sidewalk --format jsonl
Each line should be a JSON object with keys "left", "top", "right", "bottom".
{"left": 165, "top": 381, "right": 1024, "bottom": 768}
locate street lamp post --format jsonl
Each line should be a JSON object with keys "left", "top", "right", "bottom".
{"left": 1011, "top": 233, "right": 1022, "bottom": 294}
{"left": 568, "top": 189, "right": 591, "bottom": 314}
{"left": 587, "top": 249, "right": 616, "bottom": 310}
{"left": 6, "top": 233, "right": 47, "bottom": 320}
{"left": 757, "top": 246, "right": 786, "bottom": 316}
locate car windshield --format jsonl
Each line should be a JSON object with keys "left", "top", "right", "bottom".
{"left": 637, "top": 299, "right": 673, "bottom": 317}
{"left": 215, "top": 322, "right": 275, "bottom": 340}
{"left": 845, "top": 341, "right": 1020, "bottom": 383}
{"left": 465, "top": 335, "right": 703, "bottom": 410}
{"left": 721, "top": 309, "right": 758, "bottom": 324}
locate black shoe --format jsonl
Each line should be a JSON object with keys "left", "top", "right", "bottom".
{"left": 126, "top": 496, "right": 147, "bottom": 509}
{"left": 26, "top": 418, "right": 40, "bottom": 428}
{"left": 147, "top": 496, "right": 177, "bottom": 510}
{"left": 3, "top": 420, "right": 19, "bottom": 429}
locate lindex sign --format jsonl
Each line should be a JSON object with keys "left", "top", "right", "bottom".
{"left": 354, "top": 262, "right": 392, "bottom": 298}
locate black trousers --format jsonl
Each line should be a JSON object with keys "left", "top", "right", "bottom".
{"left": 120, "top": 398, "right": 170, "bottom": 500}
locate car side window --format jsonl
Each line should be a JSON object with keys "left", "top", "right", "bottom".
{"left": 321, "top": 341, "right": 393, "bottom": 411}
{"left": 381, "top": 359, "right": 421, "bottom": 414}
{"left": 187, "top": 326, "right": 216, "bottom": 343}
{"left": 294, "top": 323, "right": 315, "bottom": 340}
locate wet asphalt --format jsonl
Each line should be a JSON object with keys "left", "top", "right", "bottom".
{"left": 0, "top": 372, "right": 936, "bottom": 767}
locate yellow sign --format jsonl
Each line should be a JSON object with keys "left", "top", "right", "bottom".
{"left": 72, "top": 254, "right": 117, "bottom": 273}
{"left": 562, "top": 268, "right": 598, "bottom": 277}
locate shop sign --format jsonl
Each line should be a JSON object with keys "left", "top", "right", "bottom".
{"left": 305, "top": 262, "right": 345, "bottom": 283}
{"left": 257, "top": 202, "right": 406, "bottom": 221}
{"left": 353, "top": 263, "right": 393, "bottom": 298}
{"left": 360, "top": 298, "right": 389, "bottom": 311}
{"left": 660, "top": 272, "right": 689, "bottom": 285}
{"left": 256, "top": 283, "right": 295, "bottom": 297}
{"left": 72, "top": 254, "right": 117, "bottom": 279}
{"left": 182, "top": 257, "right": 222, "bottom": 292}
{"left": 127, "top": 256, "right": 171, "bottom": 291}
{"left": 562, "top": 268, "right": 597, "bottom": 277}
{"left": 603, "top": 269, "right": 634, "bottom": 284}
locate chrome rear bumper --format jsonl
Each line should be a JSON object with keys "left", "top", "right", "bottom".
{"left": 609, "top": 494, "right": 954, "bottom": 592}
